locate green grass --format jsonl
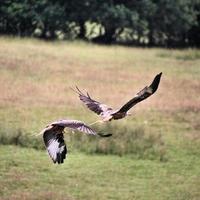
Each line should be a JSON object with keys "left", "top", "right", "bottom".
{"left": 0, "top": 145, "right": 200, "bottom": 200}
{"left": 0, "top": 37, "right": 200, "bottom": 199}
{"left": 157, "top": 49, "right": 200, "bottom": 61}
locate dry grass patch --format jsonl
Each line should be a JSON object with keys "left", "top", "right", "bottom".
{"left": 0, "top": 36, "right": 199, "bottom": 159}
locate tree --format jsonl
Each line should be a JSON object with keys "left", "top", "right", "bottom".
{"left": 188, "top": 0, "right": 200, "bottom": 46}
{"left": 0, "top": 0, "right": 36, "bottom": 36}
{"left": 0, "top": 0, "right": 199, "bottom": 46}
{"left": 62, "top": 0, "right": 97, "bottom": 40}
{"left": 92, "top": 2, "right": 139, "bottom": 44}
{"left": 0, "top": 0, "right": 67, "bottom": 39}
{"left": 33, "top": 1, "right": 67, "bottom": 39}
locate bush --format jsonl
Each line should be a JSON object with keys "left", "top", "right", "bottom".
{"left": 0, "top": 123, "right": 167, "bottom": 161}
{"left": 68, "top": 123, "right": 167, "bottom": 161}
{"left": 0, "top": 126, "right": 44, "bottom": 150}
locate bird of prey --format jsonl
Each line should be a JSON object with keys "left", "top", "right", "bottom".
{"left": 72, "top": 72, "right": 162, "bottom": 124}
{"left": 39, "top": 119, "right": 111, "bottom": 164}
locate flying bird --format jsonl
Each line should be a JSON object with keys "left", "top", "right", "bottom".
{"left": 72, "top": 72, "right": 162, "bottom": 124}
{"left": 39, "top": 119, "right": 111, "bottom": 164}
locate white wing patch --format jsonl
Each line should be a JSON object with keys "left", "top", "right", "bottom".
{"left": 47, "top": 139, "right": 60, "bottom": 162}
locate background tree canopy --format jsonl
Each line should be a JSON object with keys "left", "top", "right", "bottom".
{"left": 0, "top": 0, "right": 200, "bottom": 47}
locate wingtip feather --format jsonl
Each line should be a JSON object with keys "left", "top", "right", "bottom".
{"left": 150, "top": 72, "right": 162, "bottom": 93}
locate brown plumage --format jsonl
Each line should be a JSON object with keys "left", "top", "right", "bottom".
{"left": 40, "top": 119, "right": 111, "bottom": 164}
{"left": 72, "top": 72, "right": 162, "bottom": 123}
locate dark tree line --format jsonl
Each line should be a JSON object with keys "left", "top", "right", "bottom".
{"left": 0, "top": 0, "right": 200, "bottom": 47}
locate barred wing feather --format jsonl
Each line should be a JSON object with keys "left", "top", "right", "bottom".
{"left": 73, "top": 86, "right": 113, "bottom": 115}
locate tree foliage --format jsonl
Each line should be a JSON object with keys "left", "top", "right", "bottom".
{"left": 0, "top": 0, "right": 199, "bottom": 47}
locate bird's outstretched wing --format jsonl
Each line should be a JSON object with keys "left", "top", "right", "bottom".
{"left": 72, "top": 86, "right": 113, "bottom": 115}
{"left": 116, "top": 72, "right": 162, "bottom": 113}
{"left": 51, "top": 119, "right": 112, "bottom": 137}
{"left": 42, "top": 125, "right": 67, "bottom": 164}
{"left": 42, "top": 119, "right": 112, "bottom": 164}
{"left": 52, "top": 119, "right": 97, "bottom": 135}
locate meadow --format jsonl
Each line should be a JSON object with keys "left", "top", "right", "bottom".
{"left": 0, "top": 37, "right": 200, "bottom": 200}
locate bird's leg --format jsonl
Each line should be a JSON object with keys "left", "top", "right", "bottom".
{"left": 89, "top": 120, "right": 103, "bottom": 126}
{"left": 127, "top": 111, "right": 132, "bottom": 116}
{"left": 31, "top": 131, "right": 43, "bottom": 137}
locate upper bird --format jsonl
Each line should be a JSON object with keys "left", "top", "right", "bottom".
{"left": 72, "top": 72, "right": 162, "bottom": 123}
{"left": 39, "top": 119, "right": 111, "bottom": 164}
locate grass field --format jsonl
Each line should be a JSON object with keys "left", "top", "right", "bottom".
{"left": 0, "top": 37, "right": 200, "bottom": 200}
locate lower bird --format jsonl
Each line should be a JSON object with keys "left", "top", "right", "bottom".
{"left": 38, "top": 119, "right": 111, "bottom": 164}
{"left": 72, "top": 72, "right": 162, "bottom": 124}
